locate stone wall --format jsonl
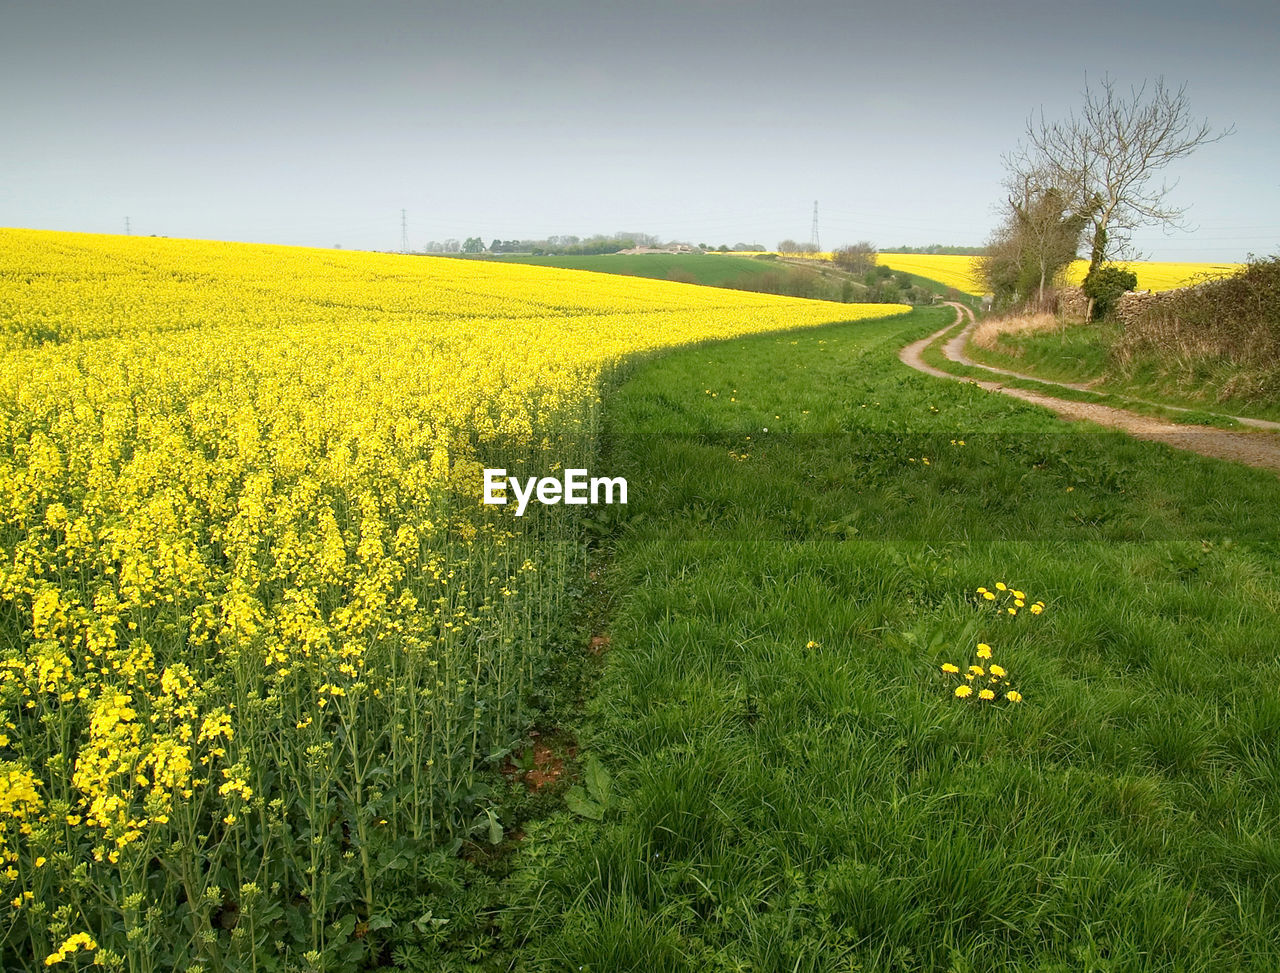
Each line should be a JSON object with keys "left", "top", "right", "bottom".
{"left": 1114, "top": 289, "right": 1165, "bottom": 327}
{"left": 1056, "top": 285, "right": 1090, "bottom": 321}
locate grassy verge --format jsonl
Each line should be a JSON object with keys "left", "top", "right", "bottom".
{"left": 923, "top": 322, "right": 1246, "bottom": 429}
{"left": 495, "top": 306, "right": 1280, "bottom": 971}
{"left": 966, "top": 321, "right": 1280, "bottom": 424}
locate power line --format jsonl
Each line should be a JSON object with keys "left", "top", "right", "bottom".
{"left": 810, "top": 200, "right": 820, "bottom": 251}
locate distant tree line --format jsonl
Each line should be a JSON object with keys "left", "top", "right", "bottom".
{"left": 888, "top": 244, "right": 986, "bottom": 255}
{"left": 776, "top": 240, "right": 822, "bottom": 254}
{"left": 423, "top": 233, "right": 674, "bottom": 256}
{"left": 423, "top": 235, "right": 778, "bottom": 256}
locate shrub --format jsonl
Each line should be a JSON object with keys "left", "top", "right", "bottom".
{"left": 1082, "top": 265, "right": 1138, "bottom": 319}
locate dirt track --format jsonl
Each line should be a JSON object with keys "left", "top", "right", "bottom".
{"left": 898, "top": 303, "right": 1280, "bottom": 475}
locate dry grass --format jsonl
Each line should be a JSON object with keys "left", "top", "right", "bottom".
{"left": 970, "top": 311, "right": 1063, "bottom": 351}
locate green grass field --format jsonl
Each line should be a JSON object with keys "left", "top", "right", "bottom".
{"left": 487, "top": 307, "right": 1280, "bottom": 971}
{"left": 463, "top": 252, "right": 783, "bottom": 287}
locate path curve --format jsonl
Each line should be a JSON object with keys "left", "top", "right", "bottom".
{"left": 899, "top": 303, "right": 1280, "bottom": 474}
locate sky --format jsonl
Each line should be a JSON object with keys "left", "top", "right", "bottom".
{"left": 2, "top": 0, "right": 1277, "bottom": 261}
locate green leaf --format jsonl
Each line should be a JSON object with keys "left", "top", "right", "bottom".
{"left": 584, "top": 755, "right": 612, "bottom": 807}
{"left": 565, "top": 786, "right": 605, "bottom": 820}
{"left": 330, "top": 913, "right": 357, "bottom": 941}
{"left": 487, "top": 811, "right": 504, "bottom": 846}
{"left": 414, "top": 912, "right": 450, "bottom": 933}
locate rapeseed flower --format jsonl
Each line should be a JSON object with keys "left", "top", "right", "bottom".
{"left": 0, "top": 227, "right": 912, "bottom": 963}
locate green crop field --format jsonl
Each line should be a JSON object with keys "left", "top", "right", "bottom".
{"left": 464, "top": 252, "right": 787, "bottom": 287}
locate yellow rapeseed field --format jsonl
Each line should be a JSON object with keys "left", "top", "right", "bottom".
{"left": 874, "top": 254, "right": 987, "bottom": 295}
{"left": 874, "top": 252, "right": 1243, "bottom": 297}
{"left": 0, "top": 228, "right": 903, "bottom": 969}
{"left": 1059, "top": 259, "right": 1244, "bottom": 292}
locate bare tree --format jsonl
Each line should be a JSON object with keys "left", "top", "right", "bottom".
{"left": 1016, "top": 76, "right": 1232, "bottom": 277}
{"left": 832, "top": 241, "right": 877, "bottom": 275}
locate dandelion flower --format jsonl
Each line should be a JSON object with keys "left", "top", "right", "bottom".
{"left": 941, "top": 663, "right": 959, "bottom": 674}
{"left": 1006, "top": 690, "right": 1023, "bottom": 703}
{"left": 976, "top": 643, "right": 992, "bottom": 659}
{"left": 968, "top": 665, "right": 985, "bottom": 676}
{"left": 1012, "top": 590, "right": 1025, "bottom": 600}
{"left": 989, "top": 664, "right": 1006, "bottom": 678}
{"left": 996, "top": 582, "right": 1007, "bottom": 591}
{"left": 983, "top": 592, "right": 996, "bottom": 601}
{"left": 978, "top": 689, "right": 996, "bottom": 701}
{"left": 955, "top": 685, "right": 973, "bottom": 698}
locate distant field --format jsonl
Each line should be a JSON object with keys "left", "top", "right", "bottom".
{"left": 471, "top": 252, "right": 1246, "bottom": 299}
{"left": 1061, "top": 259, "right": 1245, "bottom": 292}
{"left": 875, "top": 252, "right": 1244, "bottom": 297}
{"left": 462, "top": 252, "right": 781, "bottom": 287}
{"left": 876, "top": 253, "right": 987, "bottom": 295}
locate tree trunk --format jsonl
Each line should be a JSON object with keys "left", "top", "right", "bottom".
{"left": 1088, "top": 220, "right": 1108, "bottom": 278}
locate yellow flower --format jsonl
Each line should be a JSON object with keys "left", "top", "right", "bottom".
{"left": 978, "top": 689, "right": 996, "bottom": 701}
{"left": 805, "top": 640, "right": 820, "bottom": 649}
{"left": 1012, "top": 590, "right": 1025, "bottom": 600}
{"left": 976, "top": 587, "right": 988, "bottom": 594}
{"left": 940, "top": 663, "right": 959, "bottom": 674}
{"left": 989, "top": 664, "right": 1006, "bottom": 678}
{"left": 1006, "top": 690, "right": 1023, "bottom": 703}
{"left": 968, "top": 665, "right": 984, "bottom": 676}
{"left": 954, "top": 685, "right": 973, "bottom": 698}
{"left": 976, "top": 643, "right": 992, "bottom": 659}
{"left": 983, "top": 592, "right": 995, "bottom": 601}
{"left": 1008, "top": 608, "right": 1017, "bottom": 615}
{"left": 1030, "top": 603, "right": 1044, "bottom": 615}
